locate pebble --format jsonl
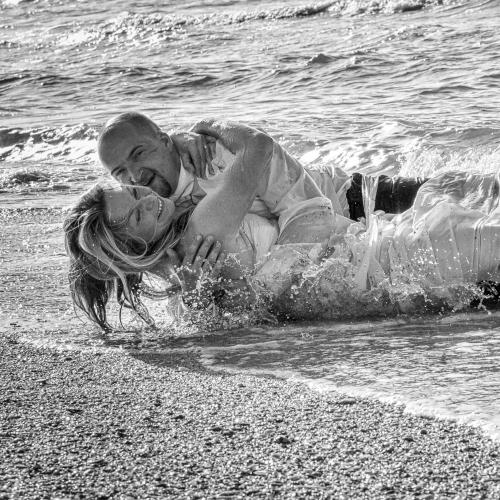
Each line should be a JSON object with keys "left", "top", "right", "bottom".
{"left": 274, "top": 435, "right": 292, "bottom": 446}
{"left": 337, "top": 398, "right": 358, "bottom": 405}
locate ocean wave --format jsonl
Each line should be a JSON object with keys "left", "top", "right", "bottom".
{"left": 49, "top": 3, "right": 334, "bottom": 49}
{"left": 32, "top": 0, "right": 461, "bottom": 51}
{"left": 0, "top": 39, "right": 19, "bottom": 48}
{"left": 223, "top": 2, "right": 334, "bottom": 21}
{"left": 0, "top": 71, "right": 74, "bottom": 90}
{"left": 0, "top": 0, "right": 33, "bottom": 7}
{"left": 329, "top": 0, "right": 460, "bottom": 15}
{"left": 0, "top": 124, "right": 98, "bottom": 163}
{"left": 300, "top": 122, "right": 500, "bottom": 176}
{"left": 0, "top": 163, "right": 98, "bottom": 192}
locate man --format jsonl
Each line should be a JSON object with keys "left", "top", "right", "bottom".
{"left": 97, "top": 112, "right": 426, "bottom": 284}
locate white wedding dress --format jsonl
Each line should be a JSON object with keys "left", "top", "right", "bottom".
{"left": 234, "top": 171, "right": 500, "bottom": 309}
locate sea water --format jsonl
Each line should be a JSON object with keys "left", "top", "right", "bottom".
{"left": 1, "top": 0, "right": 500, "bottom": 440}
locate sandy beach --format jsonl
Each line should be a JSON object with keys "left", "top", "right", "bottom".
{"left": 1, "top": 334, "right": 499, "bottom": 499}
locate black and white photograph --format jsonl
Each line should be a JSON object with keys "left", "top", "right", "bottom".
{"left": 1, "top": 0, "right": 499, "bottom": 497}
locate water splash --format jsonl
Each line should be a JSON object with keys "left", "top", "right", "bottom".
{"left": 250, "top": 243, "right": 488, "bottom": 323}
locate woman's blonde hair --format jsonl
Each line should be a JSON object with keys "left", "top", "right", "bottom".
{"left": 64, "top": 183, "right": 189, "bottom": 330}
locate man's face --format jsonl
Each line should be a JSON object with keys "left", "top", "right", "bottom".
{"left": 98, "top": 122, "right": 180, "bottom": 198}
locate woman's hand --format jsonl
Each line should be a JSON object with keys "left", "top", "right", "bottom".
{"left": 170, "top": 131, "right": 217, "bottom": 178}
{"left": 181, "top": 234, "right": 226, "bottom": 284}
{"left": 167, "top": 235, "right": 226, "bottom": 294}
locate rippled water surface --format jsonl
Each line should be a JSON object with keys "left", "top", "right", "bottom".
{"left": 1, "top": 0, "right": 500, "bottom": 440}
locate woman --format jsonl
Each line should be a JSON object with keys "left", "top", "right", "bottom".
{"left": 65, "top": 123, "right": 280, "bottom": 330}
{"left": 65, "top": 129, "right": 500, "bottom": 329}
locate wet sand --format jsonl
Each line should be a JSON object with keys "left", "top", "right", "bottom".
{"left": 1, "top": 334, "right": 499, "bottom": 499}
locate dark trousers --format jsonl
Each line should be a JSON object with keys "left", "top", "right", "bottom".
{"left": 346, "top": 173, "right": 428, "bottom": 221}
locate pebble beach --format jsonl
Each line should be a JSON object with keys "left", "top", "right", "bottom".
{"left": 1, "top": 335, "right": 499, "bottom": 499}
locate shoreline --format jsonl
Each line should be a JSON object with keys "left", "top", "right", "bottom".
{"left": 1, "top": 334, "right": 499, "bottom": 499}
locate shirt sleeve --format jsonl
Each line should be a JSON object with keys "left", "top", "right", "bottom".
{"left": 205, "top": 139, "right": 336, "bottom": 237}
{"left": 257, "top": 141, "right": 334, "bottom": 234}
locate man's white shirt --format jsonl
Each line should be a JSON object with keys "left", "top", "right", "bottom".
{"left": 172, "top": 139, "right": 353, "bottom": 235}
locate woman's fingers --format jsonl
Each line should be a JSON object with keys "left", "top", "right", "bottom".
{"left": 206, "top": 251, "right": 226, "bottom": 278}
{"left": 182, "top": 234, "right": 204, "bottom": 267}
{"left": 184, "top": 134, "right": 217, "bottom": 178}
{"left": 191, "top": 134, "right": 207, "bottom": 177}
{"left": 180, "top": 152, "right": 196, "bottom": 177}
{"left": 194, "top": 235, "right": 215, "bottom": 269}
{"left": 180, "top": 235, "right": 225, "bottom": 287}
{"left": 201, "top": 242, "right": 223, "bottom": 273}
{"left": 171, "top": 132, "right": 208, "bottom": 178}
{"left": 186, "top": 136, "right": 206, "bottom": 178}
{"left": 165, "top": 248, "right": 181, "bottom": 268}
{"left": 182, "top": 234, "right": 215, "bottom": 267}
{"left": 203, "top": 135, "right": 216, "bottom": 175}
{"left": 207, "top": 241, "right": 221, "bottom": 265}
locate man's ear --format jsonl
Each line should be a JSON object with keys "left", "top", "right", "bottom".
{"left": 160, "top": 131, "right": 180, "bottom": 155}
{"left": 159, "top": 131, "right": 171, "bottom": 145}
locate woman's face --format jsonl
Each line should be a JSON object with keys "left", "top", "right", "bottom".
{"left": 104, "top": 185, "right": 175, "bottom": 244}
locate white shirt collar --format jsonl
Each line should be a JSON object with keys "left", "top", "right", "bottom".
{"left": 170, "top": 161, "right": 195, "bottom": 202}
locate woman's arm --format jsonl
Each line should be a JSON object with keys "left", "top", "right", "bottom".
{"left": 179, "top": 120, "right": 274, "bottom": 256}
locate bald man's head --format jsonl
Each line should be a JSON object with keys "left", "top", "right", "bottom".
{"left": 99, "top": 112, "right": 160, "bottom": 143}
{"left": 97, "top": 112, "right": 180, "bottom": 198}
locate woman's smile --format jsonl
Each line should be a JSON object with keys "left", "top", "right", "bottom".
{"left": 157, "top": 197, "right": 163, "bottom": 220}
{"left": 104, "top": 184, "right": 175, "bottom": 244}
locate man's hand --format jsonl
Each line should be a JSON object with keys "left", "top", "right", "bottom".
{"left": 170, "top": 131, "right": 217, "bottom": 179}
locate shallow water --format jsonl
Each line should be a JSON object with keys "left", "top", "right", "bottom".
{"left": 19, "top": 311, "right": 500, "bottom": 440}
{"left": 2, "top": 0, "right": 500, "bottom": 441}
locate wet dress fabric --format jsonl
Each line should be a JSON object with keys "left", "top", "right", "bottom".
{"left": 237, "top": 171, "right": 500, "bottom": 298}
{"left": 358, "top": 171, "right": 500, "bottom": 289}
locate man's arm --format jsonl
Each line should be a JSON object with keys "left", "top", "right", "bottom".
{"left": 195, "top": 120, "right": 337, "bottom": 244}
{"left": 179, "top": 120, "right": 274, "bottom": 258}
